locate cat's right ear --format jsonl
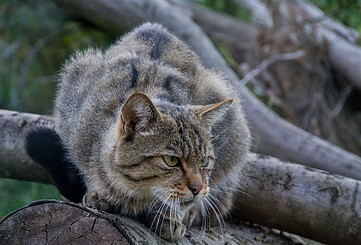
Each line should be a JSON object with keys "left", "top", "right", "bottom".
{"left": 192, "top": 99, "right": 233, "bottom": 129}
{"left": 116, "top": 92, "right": 162, "bottom": 137}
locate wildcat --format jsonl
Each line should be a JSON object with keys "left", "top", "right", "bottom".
{"left": 26, "top": 23, "right": 250, "bottom": 241}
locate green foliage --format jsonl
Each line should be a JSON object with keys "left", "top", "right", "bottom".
{"left": 0, "top": 178, "right": 59, "bottom": 218}
{"left": 195, "top": 0, "right": 251, "bottom": 21}
{"left": 0, "top": 0, "right": 114, "bottom": 219}
{"left": 310, "top": 0, "right": 361, "bottom": 34}
{"left": 0, "top": 0, "right": 115, "bottom": 114}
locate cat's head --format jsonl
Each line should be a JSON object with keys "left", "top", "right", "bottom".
{"left": 112, "top": 92, "right": 232, "bottom": 213}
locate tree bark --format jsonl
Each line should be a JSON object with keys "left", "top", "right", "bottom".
{"left": 0, "top": 110, "right": 52, "bottom": 184}
{"left": 233, "top": 153, "right": 361, "bottom": 245}
{"left": 53, "top": 0, "right": 361, "bottom": 181}
{"left": 1, "top": 109, "right": 361, "bottom": 244}
{"left": 0, "top": 200, "right": 302, "bottom": 244}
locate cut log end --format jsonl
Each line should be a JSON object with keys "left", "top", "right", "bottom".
{"left": 0, "top": 200, "right": 131, "bottom": 245}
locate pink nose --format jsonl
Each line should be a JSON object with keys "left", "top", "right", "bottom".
{"left": 188, "top": 181, "right": 203, "bottom": 196}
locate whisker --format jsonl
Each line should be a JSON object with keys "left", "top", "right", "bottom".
{"left": 147, "top": 191, "right": 164, "bottom": 217}
{"left": 208, "top": 192, "right": 230, "bottom": 219}
{"left": 207, "top": 196, "right": 227, "bottom": 230}
{"left": 169, "top": 196, "right": 175, "bottom": 241}
{"left": 145, "top": 190, "right": 165, "bottom": 239}
{"left": 214, "top": 186, "right": 260, "bottom": 203}
{"left": 210, "top": 128, "right": 229, "bottom": 143}
{"left": 199, "top": 200, "right": 209, "bottom": 240}
{"left": 203, "top": 197, "right": 226, "bottom": 240}
{"left": 147, "top": 193, "right": 170, "bottom": 238}
{"left": 208, "top": 178, "right": 258, "bottom": 202}
{"left": 154, "top": 196, "right": 171, "bottom": 235}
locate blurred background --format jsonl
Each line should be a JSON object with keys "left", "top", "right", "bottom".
{"left": 0, "top": 0, "right": 360, "bottom": 218}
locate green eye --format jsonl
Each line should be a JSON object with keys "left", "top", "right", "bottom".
{"left": 200, "top": 157, "right": 209, "bottom": 167}
{"left": 163, "top": 156, "right": 180, "bottom": 167}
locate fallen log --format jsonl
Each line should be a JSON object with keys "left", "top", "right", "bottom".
{"left": 1, "top": 109, "right": 361, "bottom": 244}
{"left": 0, "top": 200, "right": 302, "bottom": 244}
{"left": 233, "top": 153, "right": 361, "bottom": 245}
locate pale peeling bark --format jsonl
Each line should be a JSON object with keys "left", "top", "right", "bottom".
{"left": 287, "top": 0, "right": 361, "bottom": 90}
{"left": 0, "top": 110, "right": 52, "bottom": 184}
{"left": 1, "top": 109, "right": 361, "bottom": 244}
{"left": 234, "top": 153, "right": 361, "bottom": 245}
{"left": 53, "top": 0, "right": 361, "bottom": 181}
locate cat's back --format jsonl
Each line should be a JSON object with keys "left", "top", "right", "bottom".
{"left": 56, "top": 23, "right": 199, "bottom": 124}
{"left": 55, "top": 23, "right": 239, "bottom": 163}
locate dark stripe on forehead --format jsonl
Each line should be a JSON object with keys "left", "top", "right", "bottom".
{"left": 136, "top": 28, "right": 170, "bottom": 60}
{"left": 163, "top": 75, "right": 174, "bottom": 91}
{"left": 179, "top": 119, "right": 196, "bottom": 158}
{"left": 192, "top": 125, "right": 205, "bottom": 156}
{"left": 129, "top": 63, "right": 139, "bottom": 88}
{"left": 174, "top": 119, "right": 186, "bottom": 155}
{"left": 150, "top": 35, "right": 169, "bottom": 60}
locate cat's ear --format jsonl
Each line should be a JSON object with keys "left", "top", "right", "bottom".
{"left": 193, "top": 99, "right": 233, "bottom": 128}
{"left": 117, "top": 92, "right": 162, "bottom": 136}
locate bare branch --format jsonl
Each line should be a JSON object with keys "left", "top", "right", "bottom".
{"left": 286, "top": 0, "right": 361, "bottom": 90}
{"left": 292, "top": 0, "right": 359, "bottom": 43}
{"left": 234, "top": 0, "right": 273, "bottom": 28}
{"left": 240, "top": 50, "right": 305, "bottom": 85}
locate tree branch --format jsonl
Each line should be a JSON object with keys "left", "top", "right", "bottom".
{"left": 0, "top": 110, "right": 52, "bottom": 184}
{"left": 288, "top": 0, "right": 361, "bottom": 90}
{"left": 239, "top": 50, "right": 305, "bottom": 85}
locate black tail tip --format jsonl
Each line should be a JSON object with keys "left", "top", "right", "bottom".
{"left": 25, "top": 127, "right": 86, "bottom": 203}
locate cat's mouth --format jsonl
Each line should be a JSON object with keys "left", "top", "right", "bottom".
{"left": 180, "top": 199, "right": 194, "bottom": 206}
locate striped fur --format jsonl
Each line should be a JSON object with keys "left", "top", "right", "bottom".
{"left": 55, "top": 23, "right": 250, "bottom": 241}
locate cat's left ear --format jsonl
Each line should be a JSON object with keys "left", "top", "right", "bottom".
{"left": 116, "top": 92, "right": 162, "bottom": 137}
{"left": 193, "top": 99, "right": 233, "bottom": 128}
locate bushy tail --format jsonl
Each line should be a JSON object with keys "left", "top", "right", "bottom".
{"left": 25, "top": 127, "right": 86, "bottom": 203}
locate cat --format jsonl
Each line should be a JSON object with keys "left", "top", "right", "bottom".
{"left": 26, "top": 23, "right": 250, "bottom": 241}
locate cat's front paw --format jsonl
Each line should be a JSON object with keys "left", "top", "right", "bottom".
{"left": 161, "top": 219, "right": 186, "bottom": 242}
{"left": 147, "top": 211, "right": 186, "bottom": 241}
{"left": 82, "top": 191, "right": 110, "bottom": 212}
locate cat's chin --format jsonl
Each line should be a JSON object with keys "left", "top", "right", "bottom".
{"left": 180, "top": 196, "right": 203, "bottom": 208}
{"left": 180, "top": 199, "right": 194, "bottom": 206}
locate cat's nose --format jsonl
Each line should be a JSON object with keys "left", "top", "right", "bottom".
{"left": 188, "top": 181, "right": 203, "bottom": 196}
